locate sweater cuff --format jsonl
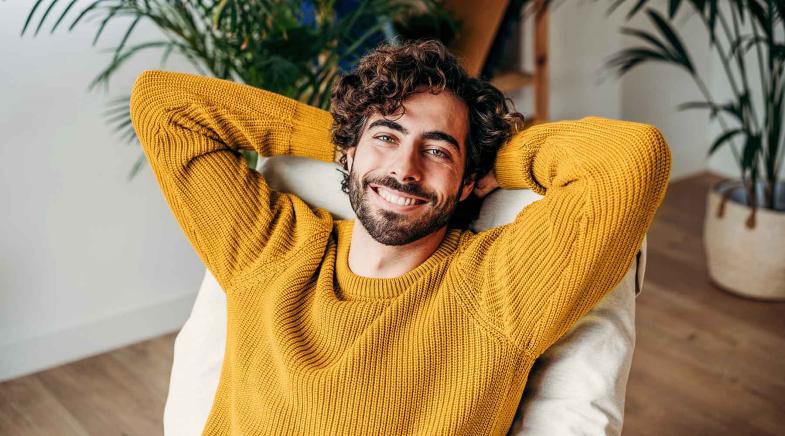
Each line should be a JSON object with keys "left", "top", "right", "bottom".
{"left": 290, "top": 101, "right": 337, "bottom": 163}
{"left": 494, "top": 131, "right": 547, "bottom": 195}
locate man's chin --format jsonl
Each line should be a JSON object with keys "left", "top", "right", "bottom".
{"left": 348, "top": 183, "right": 452, "bottom": 245}
{"left": 362, "top": 212, "right": 449, "bottom": 246}
{"left": 368, "top": 230, "right": 416, "bottom": 246}
{"left": 356, "top": 212, "right": 415, "bottom": 245}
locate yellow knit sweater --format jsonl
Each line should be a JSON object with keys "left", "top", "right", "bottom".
{"left": 130, "top": 70, "right": 671, "bottom": 435}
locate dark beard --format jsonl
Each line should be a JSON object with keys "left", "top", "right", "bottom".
{"left": 348, "top": 168, "right": 462, "bottom": 246}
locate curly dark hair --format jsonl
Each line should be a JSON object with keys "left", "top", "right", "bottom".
{"left": 329, "top": 39, "right": 526, "bottom": 229}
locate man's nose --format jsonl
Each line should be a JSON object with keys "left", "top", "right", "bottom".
{"left": 389, "top": 148, "right": 423, "bottom": 183}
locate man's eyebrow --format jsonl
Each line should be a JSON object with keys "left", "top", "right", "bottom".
{"left": 422, "top": 131, "right": 461, "bottom": 154}
{"left": 368, "top": 119, "right": 461, "bottom": 154}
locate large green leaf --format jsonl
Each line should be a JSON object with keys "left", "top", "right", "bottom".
{"left": 646, "top": 8, "right": 694, "bottom": 74}
{"left": 707, "top": 127, "right": 745, "bottom": 156}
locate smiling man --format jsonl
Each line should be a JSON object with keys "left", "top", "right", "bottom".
{"left": 345, "top": 87, "right": 476, "bottom": 274}
{"left": 130, "top": 40, "right": 671, "bottom": 435}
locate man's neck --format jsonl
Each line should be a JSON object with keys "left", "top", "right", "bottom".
{"left": 347, "top": 222, "right": 448, "bottom": 278}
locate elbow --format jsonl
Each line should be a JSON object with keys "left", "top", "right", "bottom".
{"left": 129, "top": 70, "right": 161, "bottom": 131}
{"left": 579, "top": 116, "right": 672, "bottom": 196}
{"left": 129, "top": 70, "right": 177, "bottom": 157}
{"left": 638, "top": 125, "right": 672, "bottom": 204}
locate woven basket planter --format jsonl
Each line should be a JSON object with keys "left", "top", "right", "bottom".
{"left": 704, "top": 179, "right": 785, "bottom": 301}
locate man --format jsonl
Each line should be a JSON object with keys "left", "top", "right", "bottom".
{"left": 130, "top": 40, "right": 671, "bottom": 435}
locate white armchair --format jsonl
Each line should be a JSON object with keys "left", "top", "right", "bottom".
{"left": 163, "top": 156, "right": 646, "bottom": 436}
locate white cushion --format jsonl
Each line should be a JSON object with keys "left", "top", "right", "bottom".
{"left": 164, "top": 156, "right": 645, "bottom": 436}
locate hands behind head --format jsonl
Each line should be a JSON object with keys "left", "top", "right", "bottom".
{"left": 473, "top": 170, "right": 499, "bottom": 199}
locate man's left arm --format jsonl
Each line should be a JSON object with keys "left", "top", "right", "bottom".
{"left": 460, "top": 116, "right": 670, "bottom": 357}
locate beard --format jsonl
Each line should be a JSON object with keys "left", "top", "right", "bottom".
{"left": 348, "top": 167, "right": 462, "bottom": 246}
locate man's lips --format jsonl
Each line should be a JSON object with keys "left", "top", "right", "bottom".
{"left": 369, "top": 184, "right": 429, "bottom": 203}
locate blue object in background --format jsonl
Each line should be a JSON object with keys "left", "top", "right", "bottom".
{"left": 334, "top": 0, "right": 396, "bottom": 72}
{"left": 298, "top": 0, "right": 398, "bottom": 74}
{"left": 300, "top": 0, "right": 317, "bottom": 27}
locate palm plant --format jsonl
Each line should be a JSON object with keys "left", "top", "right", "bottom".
{"left": 601, "top": 0, "right": 785, "bottom": 215}
{"left": 19, "top": 0, "right": 458, "bottom": 178}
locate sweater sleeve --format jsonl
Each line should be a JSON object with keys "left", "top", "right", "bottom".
{"left": 130, "top": 70, "right": 337, "bottom": 290}
{"left": 459, "top": 116, "right": 671, "bottom": 357}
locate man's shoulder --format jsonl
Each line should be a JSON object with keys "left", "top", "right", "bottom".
{"left": 454, "top": 224, "right": 507, "bottom": 250}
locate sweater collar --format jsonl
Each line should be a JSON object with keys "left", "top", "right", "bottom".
{"left": 333, "top": 220, "right": 462, "bottom": 301}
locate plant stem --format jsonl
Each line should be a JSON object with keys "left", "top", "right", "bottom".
{"left": 690, "top": 3, "right": 759, "bottom": 205}
{"left": 749, "top": 5, "right": 770, "bottom": 123}
{"left": 705, "top": 9, "right": 744, "bottom": 117}
{"left": 755, "top": 0, "right": 784, "bottom": 208}
{"left": 728, "top": 2, "right": 772, "bottom": 208}
{"left": 693, "top": 65, "right": 748, "bottom": 174}
{"left": 722, "top": 4, "right": 762, "bottom": 133}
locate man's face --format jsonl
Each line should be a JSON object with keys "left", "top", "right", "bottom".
{"left": 345, "top": 88, "right": 474, "bottom": 246}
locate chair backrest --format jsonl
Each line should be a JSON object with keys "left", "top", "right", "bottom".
{"left": 258, "top": 155, "right": 545, "bottom": 232}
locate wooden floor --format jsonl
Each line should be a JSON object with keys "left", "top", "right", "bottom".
{"left": 623, "top": 172, "right": 785, "bottom": 436}
{"left": 1, "top": 172, "right": 784, "bottom": 435}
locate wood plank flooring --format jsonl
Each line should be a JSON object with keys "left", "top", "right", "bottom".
{"left": 623, "top": 172, "right": 785, "bottom": 436}
{"left": 0, "top": 335, "right": 175, "bottom": 435}
{"left": 1, "top": 172, "right": 784, "bottom": 435}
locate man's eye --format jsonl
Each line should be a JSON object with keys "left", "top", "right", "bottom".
{"left": 426, "top": 148, "right": 450, "bottom": 159}
{"left": 376, "top": 135, "right": 394, "bottom": 143}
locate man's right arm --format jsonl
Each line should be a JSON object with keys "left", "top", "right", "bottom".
{"left": 130, "top": 70, "right": 336, "bottom": 290}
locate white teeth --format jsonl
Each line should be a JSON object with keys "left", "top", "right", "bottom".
{"left": 377, "top": 187, "right": 419, "bottom": 206}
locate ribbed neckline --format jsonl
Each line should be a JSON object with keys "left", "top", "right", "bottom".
{"left": 333, "top": 220, "right": 463, "bottom": 301}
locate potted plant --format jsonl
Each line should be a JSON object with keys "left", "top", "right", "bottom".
{"left": 599, "top": 0, "right": 785, "bottom": 300}
{"left": 19, "top": 0, "right": 458, "bottom": 177}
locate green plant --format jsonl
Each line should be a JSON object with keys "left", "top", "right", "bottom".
{"left": 20, "top": 0, "right": 458, "bottom": 178}
{"left": 522, "top": 0, "right": 785, "bottom": 213}
{"left": 602, "top": 0, "right": 784, "bottom": 213}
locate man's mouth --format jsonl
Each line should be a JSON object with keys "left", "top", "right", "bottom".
{"left": 369, "top": 184, "right": 428, "bottom": 207}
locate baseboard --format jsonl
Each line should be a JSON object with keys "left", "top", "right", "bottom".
{"left": 0, "top": 290, "right": 197, "bottom": 382}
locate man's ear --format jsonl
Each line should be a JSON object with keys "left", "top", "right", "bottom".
{"left": 459, "top": 178, "right": 475, "bottom": 202}
{"left": 346, "top": 146, "right": 356, "bottom": 171}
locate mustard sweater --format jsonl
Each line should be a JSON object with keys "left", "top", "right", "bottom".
{"left": 130, "top": 70, "right": 671, "bottom": 435}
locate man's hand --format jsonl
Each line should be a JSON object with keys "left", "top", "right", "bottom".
{"left": 473, "top": 169, "right": 499, "bottom": 199}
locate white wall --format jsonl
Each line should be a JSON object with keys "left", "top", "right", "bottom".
{"left": 0, "top": 3, "right": 204, "bottom": 381}
{"left": 1, "top": 1, "right": 755, "bottom": 381}
{"left": 512, "top": 0, "right": 723, "bottom": 181}
{"left": 517, "top": 1, "right": 780, "bottom": 183}
{"left": 617, "top": 3, "right": 716, "bottom": 181}
{"left": 510, "top": 0, "right": 626, "bottom": 121}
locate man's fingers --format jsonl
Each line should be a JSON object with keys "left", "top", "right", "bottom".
{"left": 473, "top": 184, "right": 496, "bottom": 199}
{"left": 472, "top": 170, "right": 499, "bottom": 199}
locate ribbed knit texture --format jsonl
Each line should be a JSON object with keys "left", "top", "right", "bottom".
{"left": 130, "top": 70, "right": 671, "bottom": 435}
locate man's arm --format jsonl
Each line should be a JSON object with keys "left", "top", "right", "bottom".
{"left": 457, "top": 116, "right": 670, "bottom": 357}
{"left": 130, "top": 70, "right": 336, "bottom": 290}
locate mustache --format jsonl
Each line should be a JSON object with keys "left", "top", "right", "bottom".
{"left": 363, "top": 175, "right": 435, "bottom": 202}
